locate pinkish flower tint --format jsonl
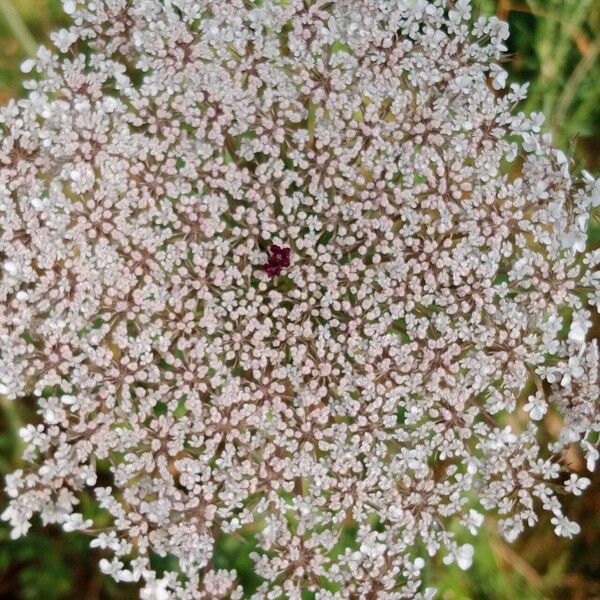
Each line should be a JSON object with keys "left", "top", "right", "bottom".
{"left": 0, "top": 1, "right": 598, "bottom": 598}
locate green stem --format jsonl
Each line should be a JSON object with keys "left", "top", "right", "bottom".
{"left": 0, "top": 0, "right": 37, "bottom": 57}
{"left": 553, "top": 39, "right": 600, "bottom": 136}
{"left": 0, "top": 396, "right": 25, "bottom": 467}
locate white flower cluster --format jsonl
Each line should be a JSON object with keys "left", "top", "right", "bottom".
{"left": 1, "top": 0, "right": 599, "bottom": 598}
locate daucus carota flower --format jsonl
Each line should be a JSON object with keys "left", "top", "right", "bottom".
{"left": 0, "top": 0, "right": 598, "bottom": 598}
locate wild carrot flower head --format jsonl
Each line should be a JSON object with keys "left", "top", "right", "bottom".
{"left": 0, "top": 0, "right": 599, "bottom": 598}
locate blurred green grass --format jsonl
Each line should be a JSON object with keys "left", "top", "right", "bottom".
{"left": 0, "top": 1, "right": 599, "bottom": 598}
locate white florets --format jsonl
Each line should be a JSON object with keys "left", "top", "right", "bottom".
{"left": 0, "top": 0, "right": 598, "bottom": 598}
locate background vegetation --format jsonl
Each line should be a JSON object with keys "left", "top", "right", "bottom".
{"left": 0, "top": 1, "right": 598, "bottom": 598}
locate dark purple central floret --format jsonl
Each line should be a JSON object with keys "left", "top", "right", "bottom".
{"left": 263, "top": 244, "right": 291, "bottom": 278}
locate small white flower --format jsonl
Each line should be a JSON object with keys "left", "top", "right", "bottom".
{"left": 523, "top": 393, "right": 547, "bottom": 421}
{"left": 456, "top": 543, "right": 474, "bottom": 570}
{"left": 63, "top": 0, "right": 77, "bottom": 15}
{"left": 582, "top": 172, "right": 600, "bottom": 206}
{"left": 20, "top": 59, "right": 36, "bottom": 74}
{"left": 568, "top": 318, "right": 589, "bottom": 344}
{"left": 117, "top": 569, "right": 140, "bottom": 583}
{"left": 581, "top": 441, "right": 599, "bottom": 472}
{"left": 467, "top": 509, "right": 484, "bottom": 534}
{"left": 564, "top": 474, "right": 591, "bottom": 497}
{"left": 99, "top": 558, "right": 123, "bottom": 577}
{"left": 551, "top": 515, "right": 580, "bottom": 538}
{"left": 63, "top": 513, "right": 93, "bottom": 533}
{"left": 3, "top": 261, "right": 19, "bottom": 276}
{"left": 140, "top": 578, "right": 171, "bottom": 600}
{"left": 499, "top": 517, "right": 524, "bottom": 543}
{"left": 491, "top": 65, "right": 508, "bottom": 90}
